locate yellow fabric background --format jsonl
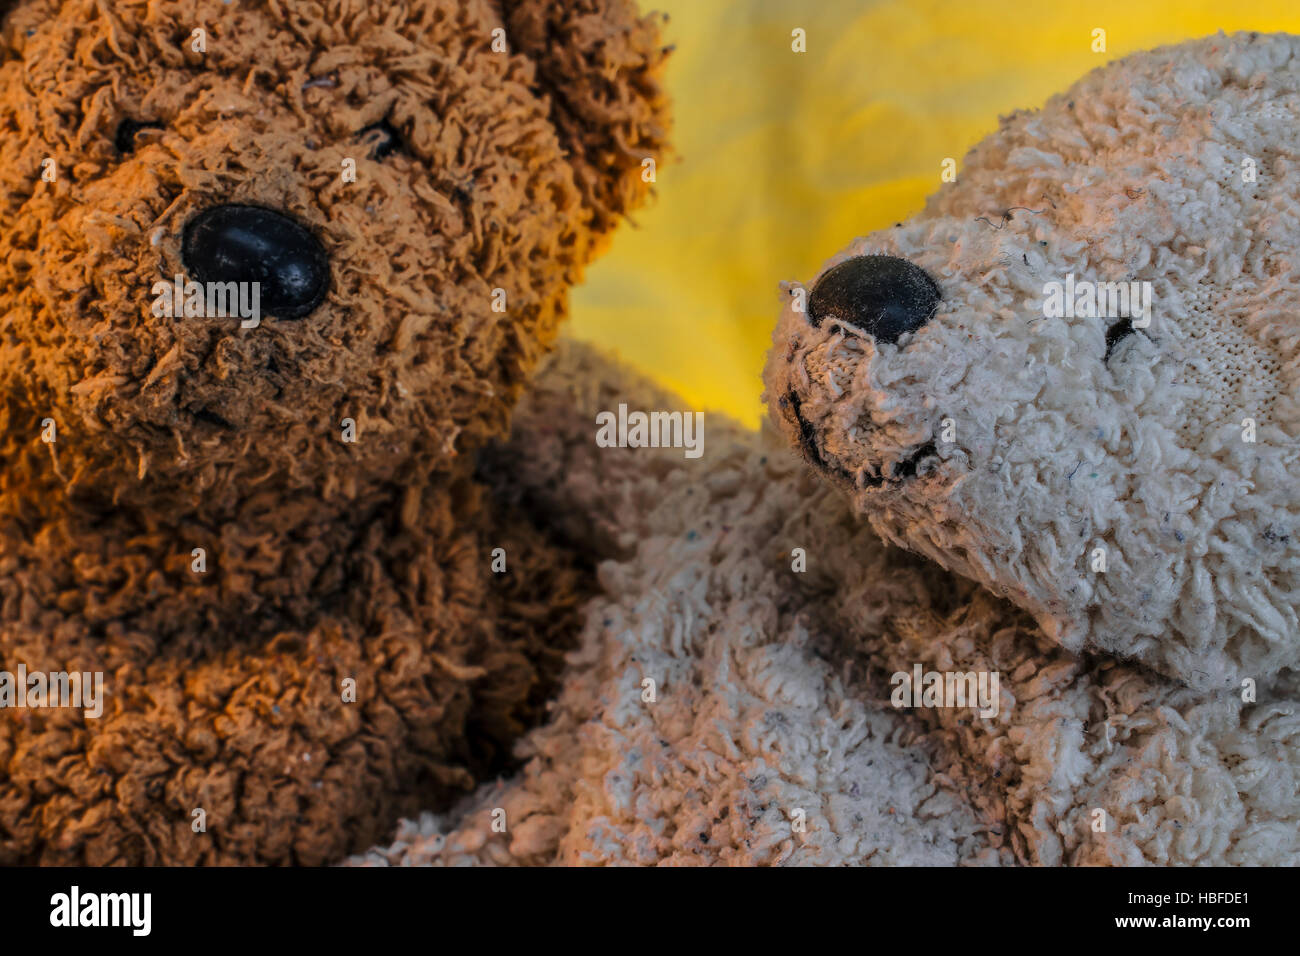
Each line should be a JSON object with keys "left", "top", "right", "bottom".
{"left": 568, "top": 0, "right": 1300, "bottom": 426}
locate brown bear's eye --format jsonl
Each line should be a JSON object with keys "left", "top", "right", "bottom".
{"left": 359, "top": 118, "right": 405, "bottom": 160}
{"left": 114, "top": 118, "right": 163, "bottom": 155}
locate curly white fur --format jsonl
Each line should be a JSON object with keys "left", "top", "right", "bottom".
{"left": 764, "top": 32, "right": 1300, "bottom": 693}
{"left": 353, "top": 33, "right": 1300, "bottom": 868}
{"left": 354, "top": 341, "right": 1298, "bottom": 866}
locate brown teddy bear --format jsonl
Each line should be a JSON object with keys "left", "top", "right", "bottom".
{"left": 0, "top": 0, "right": 667, "bottom": 864}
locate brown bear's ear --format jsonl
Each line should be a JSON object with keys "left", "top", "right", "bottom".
{"left": 1, "top": 0, "right": 54, "bottom": 62}
{"left": 0, "top": 1, "right": 26, "bottom": 55}
{"left": 504, "top": 0, "right": 671, "bottom": 239}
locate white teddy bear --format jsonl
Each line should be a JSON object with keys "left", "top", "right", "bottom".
{"left": 356, "top": 341, "right": 1296, "bottom": 866}
{"left": 765, "top": 31, "right": 1300, "bottom": 694}
{"left": 356, "top": 33, "right": 1298, "bottom": 866}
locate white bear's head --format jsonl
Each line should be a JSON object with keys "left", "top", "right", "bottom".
{"left": 764, "top": 32, "right": 1300, "bottom": 692}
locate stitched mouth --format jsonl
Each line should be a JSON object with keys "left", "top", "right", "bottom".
{"left": 782, "top": 389, "right": 830, "bottom": 470}
{"left": 782, "top": 389, "right": 935, "bottom": 488}
{"left": 869, "top": 441, "right": 937, "bottom": 487}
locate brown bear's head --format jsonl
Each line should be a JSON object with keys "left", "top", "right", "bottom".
{"left": 0, "top": 0, "right": 668, "bottom": 510}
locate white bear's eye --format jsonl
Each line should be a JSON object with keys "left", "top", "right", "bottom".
{"left": 1104, "top": 318, "right": 1140, "bottom": 363}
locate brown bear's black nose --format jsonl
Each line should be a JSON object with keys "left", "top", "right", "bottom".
{"left": 181, "top": 205, "right": 330, "bottom": 320}
{"left": 808, "top": 255, "right": 939, "bottom": 344}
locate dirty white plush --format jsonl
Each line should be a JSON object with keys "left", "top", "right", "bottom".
{"left": 765, "top": 32, "right": 1300, "bottom": 693}
{"left": 354, "top": 34, "right": 1300, "bottom": 866}
{"left": 353, "top": 340, "right": 1298, "bottom": 866}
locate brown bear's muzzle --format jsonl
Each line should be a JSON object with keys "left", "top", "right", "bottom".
{"left": 181, "top": 204, "right": 331, "bottom": 321}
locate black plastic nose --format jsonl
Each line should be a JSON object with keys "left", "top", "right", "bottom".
{"left": 808, "top": 255, "right": 939, "bottom": 344}
{"left": 181, "top": 205, "right": 329, "bottom": 320}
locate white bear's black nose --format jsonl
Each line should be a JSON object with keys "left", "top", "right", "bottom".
{"left": 808, "top": 255, "right": 939, "bottom": 344}
{"left": 182, "top": 205, "right": 330, "bottom": 319}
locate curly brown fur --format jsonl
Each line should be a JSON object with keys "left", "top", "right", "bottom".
{"left": 0, "top": 0, "right": 668, "bottom": 864}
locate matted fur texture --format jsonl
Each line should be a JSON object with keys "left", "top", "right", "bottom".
{"left": 0, "top": 0, "right": 668, "bottom": 864}
{"left": 356, "top": 342, "right": 1297, "bottom": 866}
{"left": 765, "top": 32, "right": 1300, "bottom": 694}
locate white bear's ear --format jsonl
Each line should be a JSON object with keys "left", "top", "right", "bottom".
{"left": 503, "top": 0, "right": 671, "bottom": 239}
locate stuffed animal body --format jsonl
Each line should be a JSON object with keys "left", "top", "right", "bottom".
{"left": 357, "top": 341, "right": 1298, "bottom": 866}
{"left": 359, "top": 33, "right": 1299, "bottom": 868}
{"left": 0, "top": 0, "right": 667, "bottom": 864}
